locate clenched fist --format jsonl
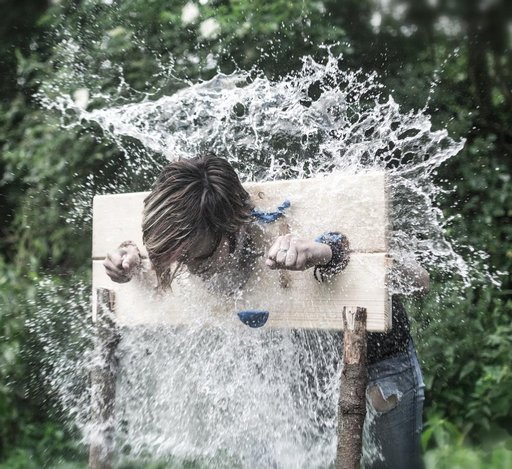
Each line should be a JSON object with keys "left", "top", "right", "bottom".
{"left": 103, "top": 241, "right": 142, "bottom": 283}
{"left": 265, "top": 234, "right": 332, "bottom": 271}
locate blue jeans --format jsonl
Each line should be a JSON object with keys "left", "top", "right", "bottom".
{"left": 363, "top": 341, "right": 425, "bottom": 469}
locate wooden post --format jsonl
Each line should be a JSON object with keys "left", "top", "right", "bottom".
{"left": 89, "top": 288, "right": 119, "bottom": 469}
{"left": 336, "top": 307, "right": 368, "bottom": 469}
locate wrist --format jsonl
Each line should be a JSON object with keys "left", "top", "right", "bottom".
{"left": 312, "top": 242, "right": 333, "bottom": 266}
{"left": 313, "top": 232, "right": 350, "bottom": 282}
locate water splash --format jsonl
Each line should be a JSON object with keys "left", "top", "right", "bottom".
{"left": 34, "top": 42, "right": 495, "bottom": 467}
{"left": 25, "top": 279, "right": 94, "bottom": 436}
{"left": 115, "top": 325, "right": 342, "bottom": 467}
{"left": 42, "top": 50, "right": 477, "bottom": 290}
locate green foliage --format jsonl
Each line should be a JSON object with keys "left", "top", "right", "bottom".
{"left": 422, "top": 413, "right": 512, "bottom": 469}
{"left": 0, "top": 0, "right": 511, "bottom": 464}
{"left": 409, "top": 289, "right": 512, "bottom": 439}
{"left": 0, "top": 422, "right": 86, "bottom": 469}
{"left": 0, "top": 261, "right": 88, "bottom": 465}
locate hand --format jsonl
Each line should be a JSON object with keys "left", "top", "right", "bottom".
{"left": 103, "top": 242, "right": 141, "bottom": 283}
{"left": 265, "top": 234, "right": 332, "bottom": 271}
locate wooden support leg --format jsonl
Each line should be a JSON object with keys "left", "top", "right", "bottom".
{"left": 89, "top": 288, "right": 119, "bottom": 469}
{"left": 336, "top": 307, "right": 368, "bottom": 469}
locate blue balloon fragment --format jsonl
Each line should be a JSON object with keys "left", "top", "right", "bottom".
{"left": 250, "top": 199, "right": 291, "bottom": 224}
{"left": 237, "top": 310, "right": 269, "bottom": 328}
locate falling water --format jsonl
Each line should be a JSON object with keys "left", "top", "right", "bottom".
{"left": 31, "top": 39, "right": 496, "bottom": 467}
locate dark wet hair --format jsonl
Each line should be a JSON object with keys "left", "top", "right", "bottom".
{"left": 142, "top": 154, "right": 253, "bottom": 288}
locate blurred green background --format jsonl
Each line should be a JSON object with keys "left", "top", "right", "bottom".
{"left": 1, "top": 0, "right": 511, "bottom": 467}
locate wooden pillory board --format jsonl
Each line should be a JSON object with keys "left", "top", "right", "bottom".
{"left": 90, "top": 171, "right": 391, "bottom": 469}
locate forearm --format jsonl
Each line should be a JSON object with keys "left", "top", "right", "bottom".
{"left": 310, "top": 242, "right": 333, "bottom": 266}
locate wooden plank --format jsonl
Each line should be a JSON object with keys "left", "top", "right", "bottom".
{"left": 92, "top": 171, "right": 388, "bottom": 259}
{"left": 92, "top": 253, "right": 391, "bottom": 331}
{"left": 92, "top": 170, "right": 391, "bottom": 331}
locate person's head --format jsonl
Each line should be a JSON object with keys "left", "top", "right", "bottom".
{"left": 142, "top": 154, "right": 253, "bottom": 288}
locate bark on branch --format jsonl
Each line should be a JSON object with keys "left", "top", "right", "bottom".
{"left": 336, "top": 307, "right": 368, "bottom": 469}
{"left": 89, "top": 288, "right": 119, "bottom": 469}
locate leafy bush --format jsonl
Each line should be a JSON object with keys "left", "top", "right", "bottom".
{"left": 422, "top": 413, "right": 512, "bottom": 469}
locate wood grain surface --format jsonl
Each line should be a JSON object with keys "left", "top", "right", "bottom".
{"left": 92, "top": 171, "right": 391, "bottom": 331}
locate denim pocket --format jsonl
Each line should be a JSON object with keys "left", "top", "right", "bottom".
{"left": 366, "top": 341, "right": 423, "bottom": 415}
{"left": 367, "top": 382, "right": 401, "bottom": 413}
{"left": 363, "top": 341, "right": 425, "bottom": 468}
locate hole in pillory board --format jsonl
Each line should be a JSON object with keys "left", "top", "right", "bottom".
{"left": 237, "top": 310, "right": 270, "bottom": 328}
